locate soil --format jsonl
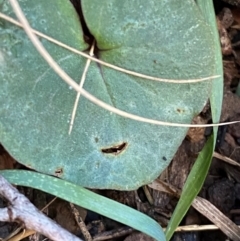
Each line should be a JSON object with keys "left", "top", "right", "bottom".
{"left": 1, "top": 1, "right": 240, "bottom": 241}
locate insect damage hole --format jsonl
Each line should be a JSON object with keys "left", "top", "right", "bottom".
{"left": 101, "top": 142, "right": 128, "bottom": 156}
{"left": 54, "top": 167, "right": 63, "bottom": 177}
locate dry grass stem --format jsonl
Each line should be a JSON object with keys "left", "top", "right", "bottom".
{"left": 41, "top": 197, "right": 58, "bottom": 212}
{"left": 2, "top": 226, "right": 24, "bottom": 241}
{"left": 213, "top": 152, "right": 240, "bottom": 167}
{"left": 192, "top": 197, "right": 240, "bottom": 241}
{"left": 5, "top": 1, "right": 240, "bottom": 128}
{"left": 7, "top": 230, "right": 36, "bottom": 241}
{"left": 69, "top": 42, "right": 95, "bottom": 135}
{"left": 143, "top": 185, "right": 154, "bottom": 205}
{"left": 0, "top": 12, "right": 220, "bottom": 84}
{"left": 165, "top": 224, "right": 240, "bottom": 232}
{"left": 149, "top": 180, "right": 240, "bottom": 241}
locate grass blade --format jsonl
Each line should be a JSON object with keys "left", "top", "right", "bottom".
{"left": 0, "top": 170, "right": 166, "bottom": 241}
{"left": 165, "top": 0, "right": 223, "bottom": 239}
{"left": 197, "top": 0, "right": 223, "bottom": 137}
{"left": 165, "top": 135, "right": 214, "bottom": 240}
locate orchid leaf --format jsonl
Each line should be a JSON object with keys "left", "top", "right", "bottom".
{"left": 0, "top": 0, "right": 215, "bottom": 190}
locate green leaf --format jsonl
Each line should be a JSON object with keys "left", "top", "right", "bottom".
{"left": 165, "top": 135, "right": 215, "bottom": 240}
{"left": 196, "top": 0, "right": 223, "bottom": 138}
{"left": 0, "top": 170, "right": 166, "bottom": 241}
{"left": 0, "top": 0, "right": 215, "bottom": 190}
{"left": 165, "top": 1, "right": 223, "bottom": 239}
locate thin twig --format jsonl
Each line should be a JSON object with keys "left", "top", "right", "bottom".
{"left": 143, "top": 185, "right": 154, "bottom": 206}
{"left": 0, "top": 12, "right": 220, "bottom": 84}
{"left": 41, "top": 197, "right": 57, "bottom": 212}
{"left": 69, "top": 41, "right": 95, "bottom": 134}
{"left": 5, "top": 1, "right": 240, "bottom": 128}
{"left": 4, "top": 197, "right": 58, "bottom": 241}
{"left": 70, "top": 203, "right": 92, "bottom": 241}
{"left": 93, "top": 227, "right": 133, "bottom": 241}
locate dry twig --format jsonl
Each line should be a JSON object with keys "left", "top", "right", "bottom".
{"left": 0, "top": 175, "right": 83, "bottom": 241}
{"left": 93, "top": 227, "right": 134, "bottom": 241}
{"left": 70, "top": 203, "right": 92, "bottom": 241}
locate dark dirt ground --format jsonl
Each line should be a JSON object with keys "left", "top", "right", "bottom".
{"left": 1, "top": 0, "right": 240, "bottom": 241}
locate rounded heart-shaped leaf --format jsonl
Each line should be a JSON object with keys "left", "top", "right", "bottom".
{"left": 0, "top": 0, "right": 215, "bottom": 190}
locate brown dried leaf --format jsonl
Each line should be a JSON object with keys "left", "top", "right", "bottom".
{"left": 187, "top": 116, "right": 207, "bottom": 143}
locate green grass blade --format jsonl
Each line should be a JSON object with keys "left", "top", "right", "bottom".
{"left": 165, "top": 135, "right": 214, "bottom": 240}
{"left": 165, "top": 1, "right": 223, "bottom": 240}
{"left": 0, "top": 170, "right": 166, "bottom": 241}
{"left": 197, "top": 0, "right": 223, "bottom": 137}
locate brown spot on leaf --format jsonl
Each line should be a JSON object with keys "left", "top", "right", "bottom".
{"left": 177, "top": 108, "right": 185, "bottom": 113}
